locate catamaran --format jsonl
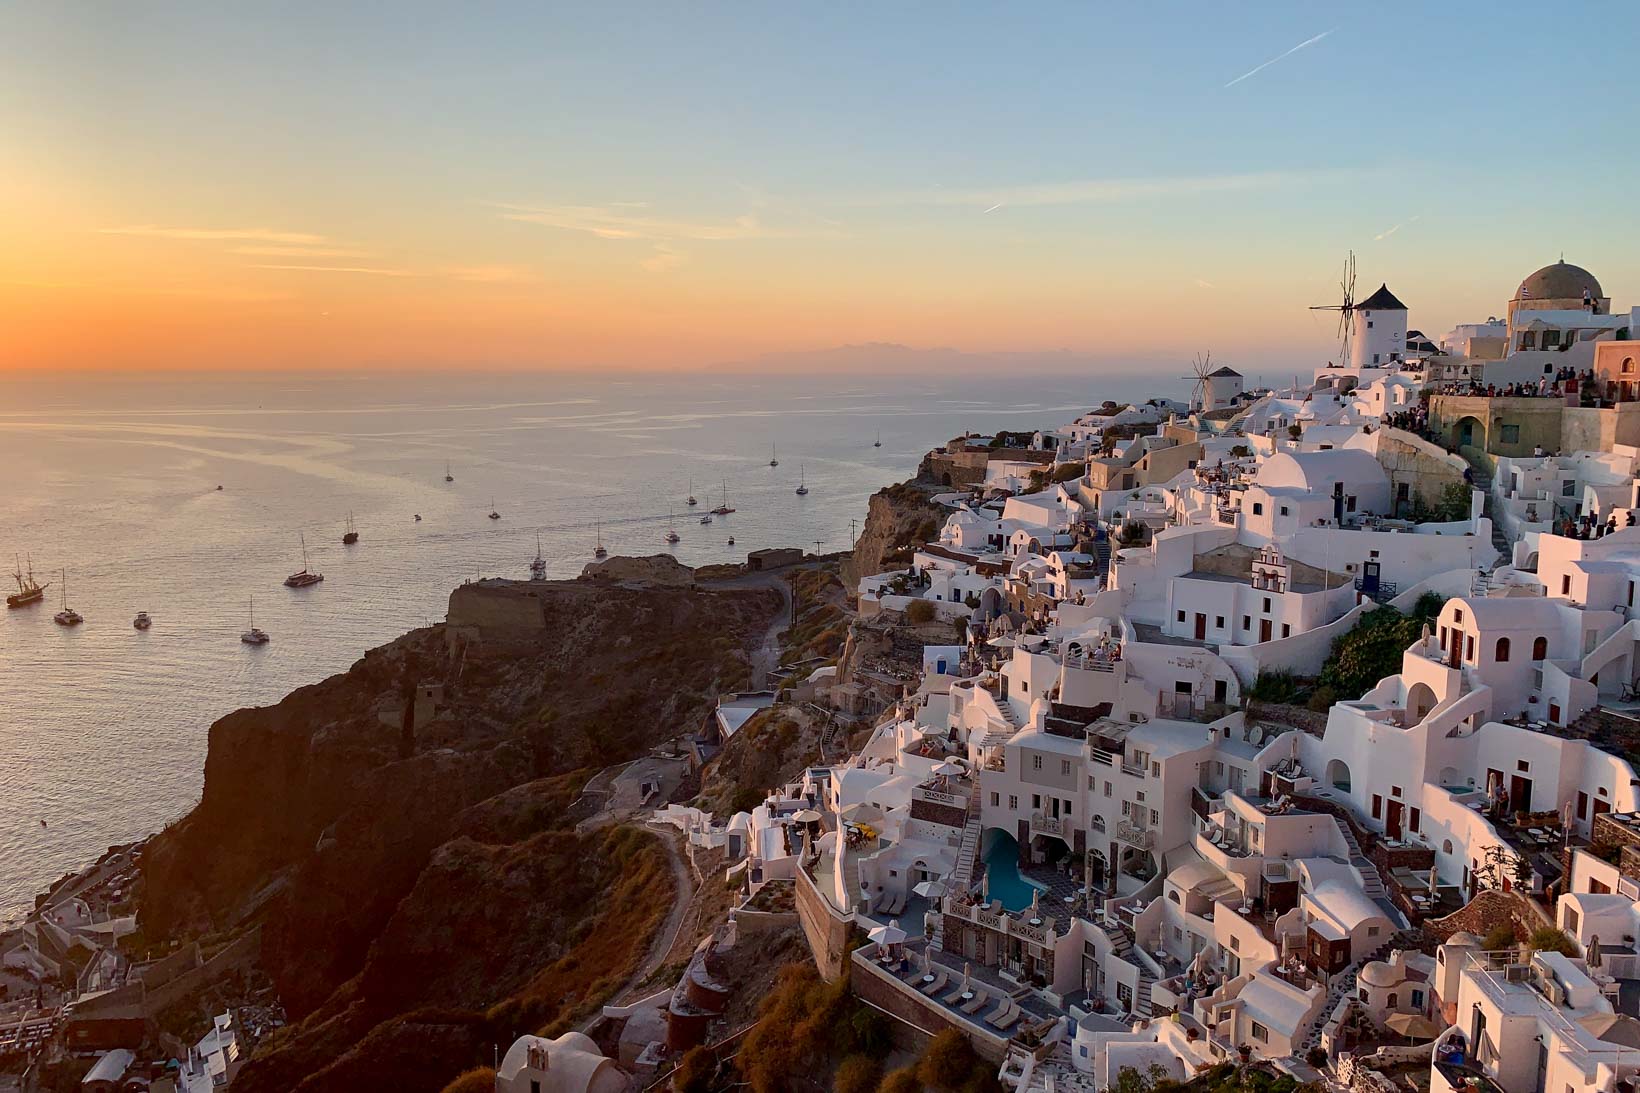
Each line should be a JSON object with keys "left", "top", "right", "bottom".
{"left": 593, "top": 525, "right": 607, "bottom": 559}
{"left": 530, "top": 532, "right": 547, "bottom": 580}
{"left": 284, "top": 533, "right": 324, "bottom": 588}
{"left": 686, "top": 477, "right": 698, "bottom": 507}
{"left": 699, "top": 513, "right": 713, "bottom": 525}
{"left": 7, "top": 555, "right": 46, "bottom": 608}
{"left": 342, "top": 512, "right": 359, "bottom": 545}
{"left": 711, "top": 482, "right": 736, "bottom": 516}
{"left": 241, "top": 597, "right": 270, "bottom": 645}
{"left": 795, "top": 465, "right": 809, "bottom": 496}
{"left": 53, "top": 571, "right": 82, "bottom": 627}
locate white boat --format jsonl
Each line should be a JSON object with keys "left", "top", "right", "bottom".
{"left": 686, "top": 476, "right": 698, "bottom": 507}
{"left": 530, "top": 531, "right": 547, "bottom": 580}
{"left": 711, "top": 482, "right": 736, "bottom": 516}
{"left": 488, "top": 497, "right": 501, "bottom": 520}
{"left": 665, "top": 510, "right": 680, "bottom": 544}
{"left": 241, "top": 597, "right": 270, "bottom": 645}
{"left": 700, "top": 513, "right": 713, "bottom": 525}
{"left": 726, "top": 536, "right": 735, "bottom": 546}
{"left": 769, "top": 443, "right": 779, "bottom": 467}
{"left": 795, "top": 465, "right": 809, "bottom": 496}
{"left": 53, "top": 570, "right": 82, "bottom": 627}
{"left": 284, "top": 533, "right": 323, "bottom": 588}
{"left": 133, "top": 611, "right": 152, "bottom": 631}
{"left": 593, "top": 525, "right": 607, "bottom": 559}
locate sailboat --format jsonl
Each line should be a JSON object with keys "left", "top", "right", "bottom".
{"left": 53, "top": 571, "right": 82, "bottom": 627}
{"left": 241, "top": 597, "right": 270, "bottom": 645}
{"left": 874, "top": 431, "right": 882, "bottom": 448}
{"left": 686, "top": 477, "right": 698, "bottom": 507}
{"left": 593, "top": 525, "right": 607, "bottom": 559}
{"left": 284, "top": 533, "right": 323, "bottom": 588}
{"left": 711, "top": 482, "right": 736, "bottom": 516}
{"left": 665, "top": 510, "right": 680, "bottom": 544}
{"left": 700, "top": 512, "right": 713, "bottom": 525}
{"left": 342, "top": 512, "right": 359, "bottom": 545}
{"left": 530, "top": 532, "right": 547, "bottom": 580}
{"left": 488, "top": 497, "right": 501, "bottom": 520}
{"left": 795, "top": 465, "right": 809, "bottom": 496}
{"left": 132, "top": 611, "right": 152, "bottom": 631}
{"left": 769, "top": 443, "right": 779, "bottom": 467}
{"left": 444, "top": 462, "right": 454, "bottom": 483}
{"left": 7, "top": 554, "right": 46, "bottom": 608}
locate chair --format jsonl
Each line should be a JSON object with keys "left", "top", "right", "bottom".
{"left": 961, "top": 989, "right": 991, "bottom": 1015}
{"left": 990, "top": 1004, "right": 1023, "bottom": 1031}
{"left": 943, "top": 982, "right": 969, "bottom": 1005}
{"left": 984, "top": 999, "right": 1018, "bottom": 1029}
{"left": 919, "top": 970, "right": 948, "bottom": 996}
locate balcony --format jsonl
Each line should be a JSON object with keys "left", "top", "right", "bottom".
{"left": 1029, "top": 812, "right": 1067, "bottom": 839}
{"left": 1114, "top": 819, "right": 1154, "bottom": 849}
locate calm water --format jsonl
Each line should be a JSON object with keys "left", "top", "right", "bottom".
{"left": 0, "top": 368, "right": 1154, "bottom": 920}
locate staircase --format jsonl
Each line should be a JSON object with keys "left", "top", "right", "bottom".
{"left": 1330, "top": 816, "right": 1388, "bottom": 903}
{"left": 1471, "top": 568, "right": 1493, "bottom": 598}
{"left": 1092, "top": 533, "right": 1113, "bottom": 584}
{"left": 1295, "top": 930, "right": 1418, "bottom": 1056}
{"left": 1134, "top": 969, "right": 1157, "bottom": 1019}
{"left": 947, "top": 792, "right": 985, "bottom": 896}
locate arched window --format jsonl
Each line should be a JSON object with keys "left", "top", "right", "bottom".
{"left": 1495, "top": 637, "right": 1510, "bottom": 663}
{"left": 1442, "top": 839, "right": 1454, "bottom": 855}
{"left": 1532, "top": 636, "right": 1548, "bottom": 661}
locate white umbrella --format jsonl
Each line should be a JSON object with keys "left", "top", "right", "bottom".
{"left": 868, "top": 920, "right": 908, "bottom": 947}
{"left": 791, "top": 809, "right": 822, "bottom": 824}
{"left": 913, "top": 879, "right": 947, "bottom": 899}
{"left": 933, "top": 760, "right": 965, "bottom": 778}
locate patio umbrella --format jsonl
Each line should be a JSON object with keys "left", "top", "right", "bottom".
{"left": 868, "top": 920, "right": 908, "bottom": 948}
{"left": 840, "top": 802, "right": 886, "bottom": 826}
{"left": 960, "top": 962, "right": 972, "bottom": 993}
{"left": 1385, "top": 1013, "right": 1442, "bottom": 1042}
{"left": 1588, "top": 934, "right": 1602, "bottom": 970}
{"left": 791, "top": 809, "right": 822, "bottom": 824}
{"left": 1428, "top": 866, "right": 1440, "bottom": 897}
{"left": 913, "top": 879, "right": 947, "bottom": 899}
{"left": 933, "top": 760, "right": 965, "bottom": 778}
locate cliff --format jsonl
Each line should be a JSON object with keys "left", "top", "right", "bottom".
{"left": 842, "top": 479, "right": 946, "bottom": 590}
{"left": 139, "top": 572, "right": 779, "bottom": 1092}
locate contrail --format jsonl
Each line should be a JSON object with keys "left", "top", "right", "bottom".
{"left": 1375, "top": 214, "right": 1420, "bottom": 241}
{"left": 1224, "top": 28, "right": 1335, "bottom": 88}
{"left": 982, "top": 202, "right": 1004, "bottom": 214}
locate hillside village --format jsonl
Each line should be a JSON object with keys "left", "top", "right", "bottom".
{"left": 22, "top": 258, "right": 1640, "bottom": 1093}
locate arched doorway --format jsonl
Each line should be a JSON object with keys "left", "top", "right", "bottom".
{"left": 1454, "top": 415, "right": 1484, "bottom": 450}
{"left": 1407, "top": 682, "right": 1438, "bottom": 723}
{"left": 1325, "top": 758, "right": 1352, "bottom": 793}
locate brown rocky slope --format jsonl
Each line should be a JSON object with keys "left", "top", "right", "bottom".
{"left": 139, "top": 572, "right": 779, "bottom": 1093}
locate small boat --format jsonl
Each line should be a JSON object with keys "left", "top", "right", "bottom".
{"left": 795, "top": 465, "right": 809, "bottom": 496}
{"left": 686, "top": 477, "right": 698, "bottom": 507}
{"left": 444, "top": 462, "right": 454, "bottom": 483}
{"left": 530, "top": 531, "right": 547, "bottom": 580}
{"left": 700, "top": 513, "right": 713, "bottom": 525}
{"left": 488, "top": 497, "right": 501, "bottom": 520}
{"left": 7, "top": 554, "right": 46, "bottom": 609}
{"left": 665, "top": 510, "right": 680, "bottom": 544}
{"left": 284, "top": 533, "right": 323, "bottom": 588}
{"left": 414, "top": 514, "right": 422, "bottom": 522}
{"left": 241, "top": 597, "right": 270, "bottom": 645}
{"left": 874, "top": 431, "right": 882, "bottom": 448}
{"left": 727, "top": 536, "right": 735, "bottom": 546}
{"left": 711, "top": 482, "right": 736, "bottom": 516}
{"left": 53, "top": 571, "right": 82, "bottom": 627}
{"left": 216, "top": 484, "right": 224, "bottom": 491}
{"left": 132, "top": 611, "right": 152, "bottom": 631}
{"left": 593, "top": 525, "right": 607, "bottom": 559}
{"left": 769, "top": 443, "right": 779, "bottom": 467}
{"left": 342, "top": 512, "right": 359, "bottom": 546}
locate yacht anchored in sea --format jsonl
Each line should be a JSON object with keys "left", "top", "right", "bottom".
{"left": 53, "top": 571, "right": 82, "bottom": 627}
{"left": 284, "top": 533, "right": 324, "bottom": 588}
{"left": 795, "top": 465, "right": 809, "bottom": 496}
{"left": 769, "top": 443, "right": 779, "bottom": 467}
{"left": 686, "top": 477, "right": 698, "bottom": 507}
{"left": 488, "top": 497, "right": 501, "bottom": 520}
{"left": 593, "top": 525, "right": 607, "bottom": 559}
{"left": 132, "top": 611, "right": 152, "bottom": 631}
{"left": 343, "top": 512, "right": 359, "bottom": 545}
{"left": 241, "top": 597, "right": 270, "bottom": 645}
{"left": 530, "top": 531, "right": 547, "bottom": 580}
{"left": 665, "top": 510, "right": 680, "bottom": 544}
{"left": 445, "top": 462, "right": 454, "bottom": 483}
{"left": 7, "top": 555, "right": 46, "bottom": 608}
{"left": 711, "top": 482, "right": 736, "bottom": 516}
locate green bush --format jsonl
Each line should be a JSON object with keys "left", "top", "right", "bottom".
{"left": 906, "top": 600, "right": 936, "bottom": 625}
{"left": 438, "top": 1069, "right": 496, "bottom": 1093}
{"left": 1529, "top": 926, "right": 1578, "bottom": 956}
{"left": 1248, "top": 670, "right": 1300, "bottom": 704}
{"left": 672, "top": 1046, "right": 716, "bottom": 1093}
{"left": 1306, "top": 685, "right": 1339, "bottom": 713}
{"left": 1482, "top": 923, "right": 1517, "bottom": 950}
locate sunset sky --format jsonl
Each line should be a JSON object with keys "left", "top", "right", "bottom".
{"left": 5, "top": 1, "right": 1638, "bottom": 372}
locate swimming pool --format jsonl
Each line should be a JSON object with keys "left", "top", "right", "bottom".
{"left": 983, "top": 830, "right": 1047, "bottom": 913}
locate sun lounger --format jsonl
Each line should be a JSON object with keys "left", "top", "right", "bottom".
{"left": 960, "top": 989, "right": 991, "bottom": 1015}
{"left": 984, "top": 1000, "right": 1016, "bottom": 1029}
{"left": 918, "top": 970, "right": 948, "bottom": 995}
{"left": 942, "top": 982, "right": 969, "bottom": 1005}
{"left": 878, "top": 891, "right": 905, "bottom": 916}
{"left": 988, "top": 1003, "right": 1022, "bottom": 1031}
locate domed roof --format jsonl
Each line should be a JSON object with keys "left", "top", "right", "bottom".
{"left": 1518, "top": 261, "right": 1602, "bottom": 301}
{"left": 1359, "top": 959, "right": 1402, "bottom": 988}
{"left": 1446, "top": 931, "right": 1481, "bottom": 947}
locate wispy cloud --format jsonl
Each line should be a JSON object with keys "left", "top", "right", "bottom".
{"left": 99, "top": 225, "right": 331, "bottom": 244}
{"left": 875, "top": 169, "right": 1344, "bottom": 210}
{"left": 1374, "top": 215, "right": 1420, "bottom": 241}
{"left": 640, "top": 245, "right": 687, "bottom": 274}
{"left": 1223, "top": 28, "right": 1335, "bottom": 88}
{"left": 231, "top": 245, "right": 372, "bottom": 258}
{"left": 250, "top": 264, "right": 416, "bottom": 277}
{"left": 494, "top": 201, "right": 828, "bottom": 242}
{"left": 1195, "top": 279, "right": 1215, "bottom": 289}
{"left": 446, "top": 265, "right": 537, "bottom": 283}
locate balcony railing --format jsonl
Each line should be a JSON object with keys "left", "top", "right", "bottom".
{"left": 1030, "top": 812, "right": 1067, "bottom": 838}
{"left": 1115, "top": 820, "right": 1154, "bottom": 849}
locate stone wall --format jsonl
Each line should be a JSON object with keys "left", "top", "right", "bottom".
{"left": 1426, "top": 890, "right": 1549, "bottom": 941}
{"left": 794, "top": 864, "right": 853, "bottom": 982}
{"left": 849, "top": 952, "right": 1009, "bottom": 1063}
{"left": 1375, "top": 428, "right": 1468, "bottom": 513}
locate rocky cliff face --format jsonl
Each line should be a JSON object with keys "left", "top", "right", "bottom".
{"left": 140, "top": 573, "right": 778, "bottom": 1092}
{"left": 843, "top": 479, "right": 946, "bottom": 589}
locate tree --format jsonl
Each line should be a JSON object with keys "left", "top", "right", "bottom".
{"left": 878, "top": 1068, "right": 922, "bottom": 1093}
{"left": 835, "top": 1055, "right": 884, "bottom": 1093}
{"left": 1529, "top": 926, "right": 1578, "bottom": 956}
{"left": 672, "top": 1046, "right": 716, "bottom": 1093}
{"left": 919, "top": 1028, "right": 984, "bottom": 1090}
{"left": 438, "top": 1070, "right": 496, "bottom": 1093}
{"left": 1112, "top": 1062, "right": 1175, "bottom": 1093}
{"left": 1482, "top": 923, "right": 1517, "bottom": 951}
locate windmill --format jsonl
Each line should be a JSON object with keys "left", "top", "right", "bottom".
{"left": 1310, "top": 251, "right": 1358, "bottom": 367}
{"left": 1182, "top": 352, "right": 1216, "bottom": 412}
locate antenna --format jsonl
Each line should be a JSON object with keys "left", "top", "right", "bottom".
{"left": 1309, "top": 251, "right": 1358, "bottom": 366}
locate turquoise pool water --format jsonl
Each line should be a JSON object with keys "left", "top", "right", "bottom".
{"left": 983, "top": 831, "right": 1046, "bottom": 912}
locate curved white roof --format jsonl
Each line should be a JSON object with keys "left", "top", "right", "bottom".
{"left": 1256, "top": 449, "right": 1388, "bottom": 493}
{"left": 1307, "top": 879, "right": 1388, "bottom": 937}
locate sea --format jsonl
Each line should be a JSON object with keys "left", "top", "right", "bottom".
{"left": 0, "top": 368, "right": 1160, "bottom": 921}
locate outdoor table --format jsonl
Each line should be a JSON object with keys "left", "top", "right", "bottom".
{"left": 921, "top": 973, "right": 935, "bottom": 984}
{"left": 961, "top": 991, "right": 975, "bottom": 1002}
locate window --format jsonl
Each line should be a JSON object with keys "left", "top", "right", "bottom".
{"left": 1520, "top": 331, "right": 1536, "bottom": 350}
{"left": 1533, "top": 636, "right": 1548, "bottom": 660}
{"left": 1280, "top": 505, "right": 1289, "bottom": 516}
{"left": 1104, "top": 781, "right": 1112, "bottom": 797}
{"left": 1466, "top": 634, "right": 1475, "bottom": 660}
{"left": 1008, "top": 795, "right": 1018, "bottom": 810}
{"left": 1372, "top": 794, "right": 1383, "bottom": 819}
{"left": 1063, "top": 800, "right": 1072, "bottom": 816}
{"left": 1347, "top": 495, "right": 1357, "bottom": 512}
{"left": 1262, "top": 596, "right": 1272, "bottom": 612}
{"left": 1281, "top": 623, "right": 1291, "bottom": 638}
{"left": 1625, "top": 357, "right": 1636, "bottom": 374}
{"left": 1088, "top": 776, "right": 1095, "bottom": 791}
{"left": 1387, "top": 993, "right": 1398, "bottom": 1009}
{"left": 1061, "top": 759, "right": 1072, "bottom": 776}
{"left": 990, "top": 792, "right": 999, "bottom": 807}
{"left": 1177, "top": 609, "right": 1186, "bottom": 622}
{"left": 1542, "top": 330, "right": 1559, "bottom": 348}
{"left": 1215, "top": 615, "right": 1225, "bottom": 629}
{"left": 1032, "top": 794, "right": 1041, "bottom": 809}
{"left": 1562, "top": 574, "right": 1572, "bottom": 595}
{"left": 1500, "top": 424, "right": 1520, "bottom": 445}
{"left": 1150, "top": 808, "right": 1160, "bottom": 825}
{"left": 1495, "top": 637, "right": 1510, "bottom": 662}
{"left": 1368, "top": 925, "right": 1381, "bottom": 937}
{"left": 1033, "top": 755, "right": 1043, "bottom": 771}
{"left": 1411, "top": 989, "right": 1424, "bottom": 1009}
{"left": 1250, "top": 1021, "right": 1268, "bottom": 1043}
{"left": 1242, "top": 615, "right": 1251, "bottom": 631}
{"left": 1562, "top": 480, "right": 1576, "bottom": 497}
{"left": 1252, "top": 502, "right": 1264, "bottom": 515}
{"left": 1454, "top": 609, "right": 1463, "bottom": 624}
{"left": 1516, "top": 759, "right": 1529, "bottom": 772}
